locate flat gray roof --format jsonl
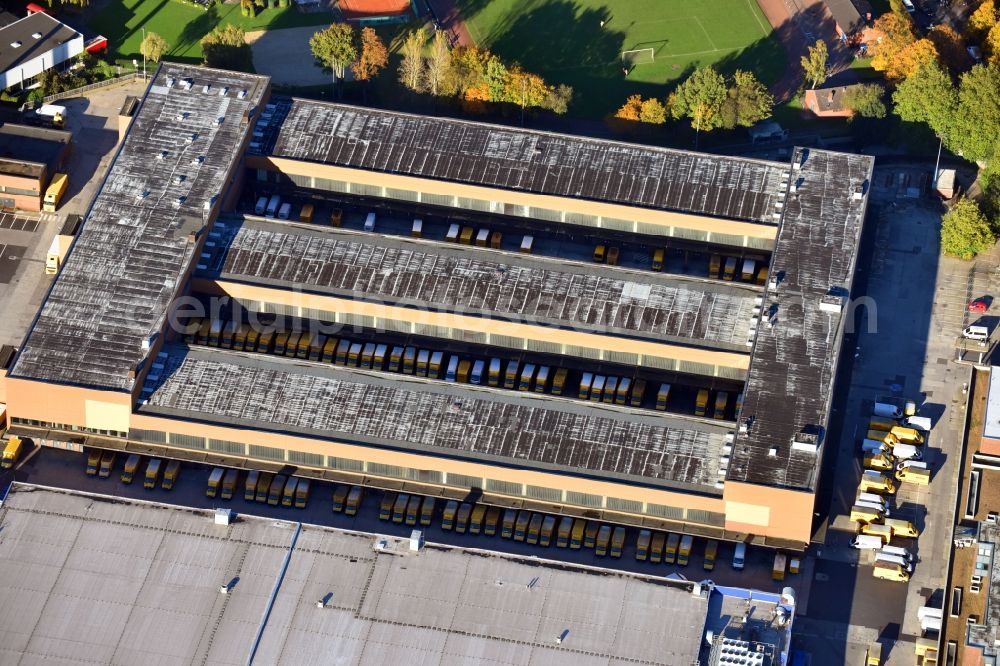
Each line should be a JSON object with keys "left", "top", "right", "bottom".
{"left": 0, "top": 122, "right": 71, "bottom": 177}
{"left": 968, "top": 521, "right": 1000, "bottom": 654}
{"left": 139, "top": 345, "right": 731, "bottom": 491}
{"left": 0, "top": 484, "right": 713, "bottom": 665}
{"left": 10, "top": 64, "right": 269, "bottom": 390}
{"left": 984, "top": 366, "right": 1000, "bottom": 440}
{"left": 269, "top": 99, "right": 789, "bottom": 224}
{"left": 0, "top": 12, "right": 79, "bottom": 74}
{"left": 203, "top": 217, "right": 760, "bottom": 351}
{"left": 727, "top": 148, "right": 873, "bottom": 489}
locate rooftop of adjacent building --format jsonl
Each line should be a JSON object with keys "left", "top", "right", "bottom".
{"left": 0, "top": 11, "right": 80, "bottom": 74}
{"left": 0, "top": 122, "right": 71, "bottom": 179}
{"left": 0, "top": 483, "right": 792, "bottom": 665}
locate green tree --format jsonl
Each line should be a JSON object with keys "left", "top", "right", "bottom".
{"left": 140, "top": 31, "right": 169, "bottom": 64}
{"left": 398, "top": 28, "right": 426, "bottom": 93}
{"left": 893, "top": 61, "right": 957, "bottom": 136}
{"left": 484, "top": 56, "right": 508, "bottom": 102}
{"left": 544, "top": 84, "right": 573, "bottom": 114}
{"left": 950, "top": 63, "right": 1000, "bottom": 163}
{"left": 720, "top": 69, "right": 774, "bottom": 128}
{"left": 200, "top": 25, "right": 251, "bottom": 72}
{"left": 843, "top": 83, "right": 887, "bottom": 118}
{"left": 670, "top": 66, "right": 727, "bottom": 134}
{"left": 941, "top": 198, "right": 995, "bottom": 259}
{"left": 801, "top": 39, "right": 829, "bottom": 89}
{"left": 639, "top": 97, "right": 667, "bottom": 124}
{"left": 352, "top": 27, "right": 388, "bottom": 82}
{"left": 425, "top": 30, "right": 453, "bottom": 96}
{"left": 310, "top": 23, "right": 357, "bottom": 86}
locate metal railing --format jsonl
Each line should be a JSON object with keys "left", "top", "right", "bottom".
{"left": 42, "top": 71, "right": 142, "bottom": 104}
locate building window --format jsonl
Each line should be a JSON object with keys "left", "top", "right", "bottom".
{"left": 288, "top": 450, "right": 323, "bottom": 467}
{"left": 686, "top": 509, "right": 726, "bottom": 526}
{"left": 387, "top": 188, "right": 419, "bottom": 202}
{"left": 606, "top": 497, "right": 642, "bottom": 514}
{"left": 130, "top": 429, "right": 167, "bottom": 444}
{"left": 446, "top": 472, "right": 482, "bottom": 489}
{"left": 327, "top": 456, "right": 364, "bottom": 472}
{"left": 526, "top": 485, "right": 562, "bottom": 502}
{"left": 565, "top": 491, "right": 603, "bottom": 508}
{"left": 486, "top": 479, "right": 523, "bottom": 496}
{"left": 367, "top": 462, "right": 406, "bottom": 479}
{"left": 646, "top": 503, "right": 684, "bottom": 520}
{"left": 422, "top": 192, "right": 455, "bottom": 207}
{"left": 169, "top": 433, "right": 206, "bottom": 450}
{"left": 249, "top": 444, "right": 284, "bottom": 461}
{"left": 209, "top": 439, "right": 247, "bottom": 455}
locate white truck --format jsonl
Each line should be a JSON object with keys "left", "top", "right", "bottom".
{"left": 35, "top": 104, "right": 66, "bottom": 128}
{"left": 873, "top": 401, "right": 903, "bottom": 419}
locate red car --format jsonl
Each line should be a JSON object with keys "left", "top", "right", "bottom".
{"left": 969, "top": 297, "right": 991, "bottom": 313}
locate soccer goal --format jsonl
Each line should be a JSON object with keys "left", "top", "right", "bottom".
{"left": 621, "top": 48, "right": 655, "bottom": 67}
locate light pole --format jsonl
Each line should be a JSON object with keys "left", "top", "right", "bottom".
{"left": 141, "top": 27, "right": 146, "bottom": 80}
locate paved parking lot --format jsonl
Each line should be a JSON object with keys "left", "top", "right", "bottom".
{"left": 6, "top": 445, "right": 806, "bottom": 599}
{"left": 792, "top": 168, "right": 976, "bottom": 664}
{"left": 0, "top": 212, "right": 39, "bottom": 232}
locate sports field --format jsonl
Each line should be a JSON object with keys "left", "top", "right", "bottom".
{"left": 88, "top": 0, "right": 335, "bottom": 65}
{"left": 456, "top": 0, "right": 785, "bottom": 117}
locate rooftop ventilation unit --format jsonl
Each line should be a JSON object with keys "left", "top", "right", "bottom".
{"left": 10, "top": 41, "right": 21, "bottom": 48}
{"left": 238, "top": 89, "right": 247, "bottom": 99}
{"left": 191, "top": 155, "right": 204, "bottom": 165}
{"left": 203, "top": 84, "right": 211, "bottom": 93}
{"left": 853, "top": 184, "right": 865, "bottom": 200}
{"left": 157, "top": 150, "right": 167, "bottom": 160}
{"left": 31, "top": 32, "right": 42, "bottom": 39}
{"left": 166, "top": 76, "right": 175, "bottom": 87}
{"left": 820, "top": 293, "right": 845, "bottom": 313}
{"left": 220, "top": 86, "right": 228, "bottom": 96}
{"left": 791, "top": 430, "right": 819, "bottom": 453}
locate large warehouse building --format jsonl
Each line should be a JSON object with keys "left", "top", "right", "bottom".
{"left": 0, "top": 64, "right": 873, "bottom": 549}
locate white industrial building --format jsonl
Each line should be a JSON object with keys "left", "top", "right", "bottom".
{"left": 0, "top": 11, "right": 82, "bottom": 90}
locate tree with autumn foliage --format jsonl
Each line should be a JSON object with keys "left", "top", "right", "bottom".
{"left": 967, "top": 0, "right": 998, "bottom": 42}
{"left": 352, "top": 27, "right": 388, "bottom": 82}
{"left": 614, "top": 95, "right": 666, "bottom": 124}
{"left": 987, "top": 23, "right": 1000, "bottom": 63}
{"left": 615, "top": 95, "right": 642, "bottom": 121}
{"left": 869, "top": 13, "right": 917, "bottom": 79}
{"left": 928, "top": 25, "right": 970, "bottom": 73}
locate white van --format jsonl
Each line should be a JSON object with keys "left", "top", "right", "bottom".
{"left": 364, "top": 212, "right": 376, "bottom": 232}
{"left": 861, "top": 439, "right": 890, "bottom": 455}
{"left": 851, "top": 534, "right": 885, "bottom": 550}
{"left": 901, "top": 0, "right": 915, "bottom": 11}
{"left": 963, "top": 325, "right": 989, "bottom": 341}
{"left": 733, "top": 543, "right": 747, "bottom": 570}
{"left": 278, "top": 202, "right": 291, "bottom": 220}
{"left": 265, "top": 194, "right": 281, "bottom": 217}
{"left": 856, "top": 500, "right": 890, "bottom": 516}
{"left": 254, "top": 196, "right": 267, "bottom": 215}
{"left": 904, "top": 416, "right": 932, "bottom": 432}
{"left": 875, "top": 552, "right": 913, "bottom": 572}
{"left": 857, "top": 491, "right": 888, "bottom": 508}
{"left": 880, "top": 544, "right": 914, "bottom": 562}
{"left": 892, "top": 443, "right": 922, "bottom": 461}
{"left": 873, "top": 402, "right": 903, "bottom": 419}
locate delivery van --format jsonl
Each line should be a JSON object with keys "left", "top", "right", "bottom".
{"left": 265, "top": 195, "right": 281, "bottom": 217}
{"left": 874, "top": 552, "right": 913, "bottom": 572}
{"left": 859, "top": 469, "right": 896, "bottom": 494}
{"left": 500, "top": 509, "right": 516, "bottom": 539}
{"left": 382, "top": 493, "right": 399, "bottom": 521}
{"left": 895, "top": 461, "right": 930, "bottom": 485}
{"left": 282, "top": 478, "right": 299, "bottom": 507}
{"left": 122, "top": 454, "right": 141, "bottom": 484}
{"left": 525, "top": 514, "right": 542, "bottom": 544}
{"left": 469, "top": 504, "right": 487, "bottom": 534}
{"left": 206, "top": 467, "right": 225, "bottom": 498}
{"left": 650, "top": 532, "right": 666, "bottom": 564}
{"left": 419, "top": 497, "right": 436, "bottom": 526}
{"left": 221, "top": 469, "right": 239, "bottom": 500}
{"left": 636, "top": 530, "right": 651, "bottom": 561}
{"left": 664, "top": 533, "right": 680, "bottom": 564}
{"left": 864, "top": 453, "right": 894, "bottom": 472}
{"left": 570, "top": 519, "right": 586, "bottom": 549}
{"left": 245, "top": 470, "right": 260, "bottom": 501}
{"left": 850, "top": 504, "right": 884, "bottom": 523}
{"left": 332, "top": 486, "right": 349, "bottom": 512}
{"left": 393, "top": 494, "right": 410, "bottom": 524}
{"left": 267, "top": 475, "right": 287, "bottom": 506}
{"left": 851, "top": 534, "right": 885, "bottom": 550}
{"left": 860, "top": 523, "right": 893, "bottom": 543}
{"left": 856, "top": 500, "right": 889, "bottom": 517}
{"left": 861, "top": 439, "right": 890, "bottom": 456}
{"left": 882, "top": 518, "right": 919, "bottom": 538}
{"left": 98, "top": 451, "right": 116, "bottom": 478}
{"left": 584, "top": 521, "right": 600, "bottom": 549}
{"left": 539, "top": 516, "right": 556, "bottom": 547}
{"left": 869, "top": 417, "right": 896, "bottom": 432}
{"left": 703, "top": 539, "right": 718, "bottom": 570}
{"left": 610, "top": 526, "right": 626, "bottom": 558}
{"left": 890, "top": 426, "right": 924, "bottom": 445}
{"left": 891, "top": 443, "right": 922, "bottom": 461}
{"left": 256, "top": 473, "right": 273, "bottom": 502}
{"left": 904, "top": 415, "right": 932, "bottom": 432}
{"left": 255, "top": 196, "right": 267, "bottom": 215}
{"left": 772, "top": 553, "right": 787, "bottom": 581}
{"left": 733, "top": 542, "right": 747, "bottom": 570}
{"left": 514, "top": 511, "right": 531, "bottom": 542}
{"left": 406, "top": 495, "right": 422, "bottom": 526}
{"left": 857, "top": 492, "right": 888, "bottom": 509}
{"left": 345, "top": 486, "right": 363, "bottom": 515}
{"left": 678, "top": 535, "right": 694, "bottom": 566}
{"left": 873, "top": 401, "right": 903, "bottom": 419}
{"left": 872, "top": 563, "right": 910, "bottom": 582}
{"left": 595, "top": 525, "right": 612, "bottom": 556}
{"left": 557, "top": 517, "right": 574, "bottom": 548}
{"left": 86, "top": 450, "right": 101, "bottom": 475}
{"left": 144, "top": 458, "right": 162, "bottom": 489}
{"left": 880, "top": 544, "right": 915, "bottom": 562}
{"left": 481, "top": 506, "right": 499, "bottom": 535}
{"left": 162, "top": 460, "right": 181, "bottom": 490}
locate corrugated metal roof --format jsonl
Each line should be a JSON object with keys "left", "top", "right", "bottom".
{"left": 727, "top": 148, "right": 874, "bottom": 489}
{"left": 204, "top": 218, "right": 759, "bottom": 350}
{"left": 141, "top": 346, "right": 731, "bottom": 491}
{"left": 268, "top": 99, "right": 789, "bottom": 223}
{"left": 9, "top": 65, "right": 269, "bottom": 390}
